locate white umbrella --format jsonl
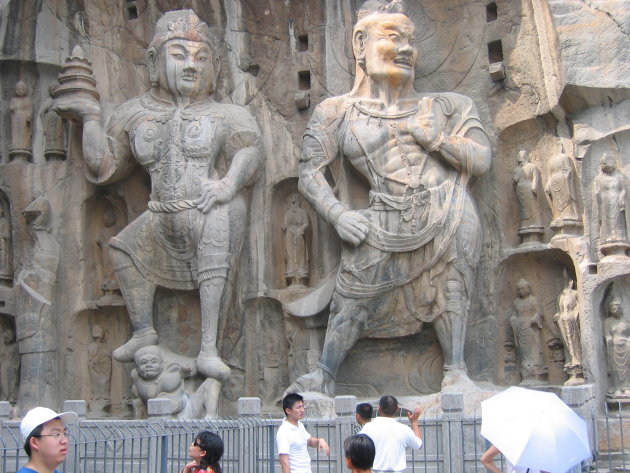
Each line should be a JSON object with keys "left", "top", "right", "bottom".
{"left": 480, "top": 386, "right": 591, "bottom": 473}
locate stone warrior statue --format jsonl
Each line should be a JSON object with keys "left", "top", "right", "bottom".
{"left": 54, "top": 11, "right": 263, "bottom": 387}
{"left": 286, "top": 0, "right": 491, "bottom": 395}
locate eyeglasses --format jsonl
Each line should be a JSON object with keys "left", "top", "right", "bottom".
{"left": 35, "top": 431, "right": 70, "bottom": 440}
{"left": 193, "top": 440, "right": 200, "bottom": 447}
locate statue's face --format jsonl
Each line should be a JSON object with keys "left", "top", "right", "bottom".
{"left": 517, "top": 151, "right": 527, "bottom": 165}
{"left": 137, "top": 353, "right": 163, "bottom": 380}
{"left": 363, "top": 14, "right": 417, "bottom": 86}
{"left": 609, "top": 299, "right": 622, "bottom": 317}
{"left": 160, "top": 39, "right": 215, "bottom": 98}
{"left": 516, "top": 281, "right": 530, "bottom": 297}
{"left": 600, "top": 155, "right": 615, "bottom": 173}
{"left": 15, "top": 83, "right": 27, "bottom": 96}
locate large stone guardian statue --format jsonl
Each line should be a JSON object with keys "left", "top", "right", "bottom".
{"left": 54, "top": 10, "right": 263, "bottom": 392}
{"left": 286, "top": 0, "right": 491, "bottom": 395}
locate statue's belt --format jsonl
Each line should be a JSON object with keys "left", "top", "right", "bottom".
{"left": 148, "top": 200, "right": 197, "bottom": 213}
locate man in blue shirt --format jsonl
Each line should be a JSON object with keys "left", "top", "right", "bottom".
{"left": 18, "top": 407, "right": 78, "bottom": 473}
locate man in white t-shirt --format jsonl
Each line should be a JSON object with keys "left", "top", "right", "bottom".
{"left": 277, "top": 393, "right": 330, "bottom": 473}
{"left": 360, "top": 395, "right": 423, "bottom": 473}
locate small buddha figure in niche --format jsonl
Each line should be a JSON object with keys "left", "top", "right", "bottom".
{"left": 509, "top": 278, "right": 546, "bottom": 383}
{"left": 0, "top": 326, "right": 19, "bottom": 402}
{"left": 41, "top": 84, "right": 67, "bottom": 161}
{"left": 282, "top": 193, "right": 310, "bottom": 287}
{"left": 594, "top": 153, "right": 630, "bottom": 251}
{"left": 87, "top": 324, "right": 112, "bottom": 402}
{"left": 553, "top": 278, "right": 584, "bottom": 386}
{"left": 604, "top": 295, "right": 630, "bottom": 399}
{"left": 512, "top": 150, "right": 544, "bottom": 244}
{"left": 545, "top": 148, "right": 582, "bottom": 235}
{"left": 9, "top": 80, "right": 33, "bottom": 162}
{"left": 0, "top": 205, "right": 11, "bottom": 277}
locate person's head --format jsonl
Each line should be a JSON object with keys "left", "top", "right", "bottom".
{"left": 189, "top": 431, "right": 223, "bottom": 473}
{"left": 516, "top": 279, "right": 531, "bottom": 298}
{"left": 146, "top": 10, "right": 218, "bottom": 100}
{"left": 378, "top": 395, "right": 399, "bottom": 416}
{"left": 20, "top": 407, "right": 78, "bottom": 467}
{"left": 15, "top": 80, "right": 27, "bottom": 97}
{"left": 134, "top": 345, "right": 164, "bottom": 380}
{"left": 609, "top": 296, "right": 623, "bottom": 317}
{"left": 355, "top": 403, "right": 373, "bottom": 425}
{"left": 344, "top": 434, "right": 375, "bottom": 471}
{"left": 282, "top": 392, "right": 305, "bottom": 421}
{"left": 352, "top": 1, "right": 416, "bottom": 89}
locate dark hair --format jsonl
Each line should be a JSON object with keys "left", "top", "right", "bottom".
{"left": 282, "top": 392, "right": 304, "bottom": 416}
{"left": 379, "top": 395, "right": 399, "bottom": 416}
{"left": 23, "top": 424, "right": 44, "bottom": 457}
{"left": 195, "top": 431, "right": 223, "bottom": 473}
{"left": 355, "top": 403, "right": 373, "bottom": 421}
{"left": 344, "top": 434, "right": 375, "bottom": 470}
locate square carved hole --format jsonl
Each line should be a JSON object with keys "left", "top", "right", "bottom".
{"left": 297, "top": 34, "right": 308, "bottom": 52}
{"left": 298, "top": 70, "right": 311, "bottom": 90}
{"left": 486, "top": 2, "right": 498, "bottom": 22}
{"left": 487, "top": 39, "right": 504, "bottom": 63}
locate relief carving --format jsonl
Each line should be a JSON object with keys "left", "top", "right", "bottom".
{"left": 604, "top": 294, "right": 630, "bottom": 399}
{"left": 41, "top": 84, "right": 67, "bottom": 161}
{"left": 9, "top": 81, "right": 33, "bottom": 163}
{"left": 545, "top": 149, "right": 582, "bottom": 237}
{"left": 0, "top": 325, "right": 19, "bottom": 402}
{"left": 282, "top": 193, "right": 310, "bottom": 287}
{"left": 53, "top": 10, "right": 263, "bottom": 417}
{"left": 553, "top": 278, "right": 584, "bottom": 386}
{"left": 285, "top": 0, "right": 491, "bottom": 396}
{"left": 0, "top": 200, "right": 12, "bottom": 279}
{"left": 513, "top": 150, "right": 544, "bottom": 245}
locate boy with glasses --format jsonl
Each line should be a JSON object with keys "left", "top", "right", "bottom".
{"left": 18, "top": 407, "right": 78, "bottom": 473}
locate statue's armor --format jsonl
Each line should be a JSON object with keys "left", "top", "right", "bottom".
{"left": 300, "top": 94, "right": 486, "bottom": 337}
{"left": 108, "top": 92, "right": 259, "bottom": 290}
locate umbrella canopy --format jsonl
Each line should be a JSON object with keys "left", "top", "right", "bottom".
{"left": 480, "top": 386, "right": 591, "bottom": 473}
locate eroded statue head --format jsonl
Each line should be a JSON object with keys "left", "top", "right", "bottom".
{"left": 146, "top": 10, "right": 218, "bottom": 99}
{"left": 135, "top": 345, "right": 164, "bottom": 380}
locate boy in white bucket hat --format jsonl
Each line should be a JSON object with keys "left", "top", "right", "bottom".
{"left": 18, "top": 407, "right": 78, "bottom": 473}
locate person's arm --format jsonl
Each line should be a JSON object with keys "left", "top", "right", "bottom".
{"left": 307, "top": 436, "right": 330, "bottom": 455}
{"left": 182, "top": 460, "right": 199, "bottom": 473}
{"left": 406, "top": 407, "right": 423, "bottom": 449}
{"left": 279, "top": 453, "right": 291, "bottom": 473}
{"left": 480, "top": 445, "right": 504, "bottom": 473}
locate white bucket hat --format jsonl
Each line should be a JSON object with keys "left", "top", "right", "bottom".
{"left": 20, "top": 407, "right": 78, "bottom": 443}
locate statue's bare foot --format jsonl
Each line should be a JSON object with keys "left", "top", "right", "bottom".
{"left": 113, "top": 328, "right": 158, "bottom": 362}
{"left": 283, "top": 368, "right": 335, "bottom": 398}
{"left": 196, "top": 353, "right": 231, "bottom": 381}
{"left": 441, "top": 368, "right": 477, "bottom": 393}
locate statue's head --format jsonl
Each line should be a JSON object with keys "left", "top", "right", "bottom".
{"left": 517, "top": 149, "right": 529, "bottom": 165}
{"left": 2, "top": 326, "right": 14, "bottom": 344}
{"left": 103, "top": 209, "right": 117, "bottom": 227}
{"left": 609, "top": 296, "right": 623, "bottom": 317}
{"left": 352, "top": 0, "right": 416, "bottom": 88}
{"left": 516, "top": 278, "right": 531, "bottom": 297}
{"left": 134, "top": 345, "right": 164, "bottom": 380}
{"left": 600, "top": 153, "right": 616, "bottom": 173}
{"left": 91, "top": 324, "right": 104, "bottom": 340}
{"left": 146, "top": 10, "right": 218, "bottom": 99}
{"left": 15, "top": 81, "right": 27, "bottom": 97}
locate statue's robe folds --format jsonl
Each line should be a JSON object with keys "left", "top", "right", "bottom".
{"left": 88, "top": 91, "right": 260, "bottom": 290}
{"left": 300, "top": 93, "right": 487, "bottom": 338}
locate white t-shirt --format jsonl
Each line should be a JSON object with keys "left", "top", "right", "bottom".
{"left": 360, "top": 416, "right": 423, "bottom": 472}
{"left": 276, "top": 419, "right": 312, "bottom": 473}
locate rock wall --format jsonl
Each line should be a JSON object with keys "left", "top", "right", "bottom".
{"left": 0, "top": 0, "right": 628, "bottom": 418}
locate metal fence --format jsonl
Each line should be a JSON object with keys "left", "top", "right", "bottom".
{"left": 1, "top": 408, "right": 628, "bottom": 473}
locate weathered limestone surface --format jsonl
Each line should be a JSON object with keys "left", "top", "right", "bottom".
{"left": 0, "top": 0, "right": 627, "bottom": 418}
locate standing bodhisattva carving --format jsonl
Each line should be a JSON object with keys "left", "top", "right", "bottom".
{"left": 594, "top": 153, "right": 630, "bottom": 247}
{"left": 54, "top": 10, "right": 263, "bottom": 413}
{"left": 604, "top": 295, "right": 630, "bottom": 399}
{"left": 285, "top": 0, "right": 491, "bottom": 396}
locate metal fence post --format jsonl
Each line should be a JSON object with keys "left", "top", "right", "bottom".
{"left": 441, "top": 392, "right": 464, "bottom": 473}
